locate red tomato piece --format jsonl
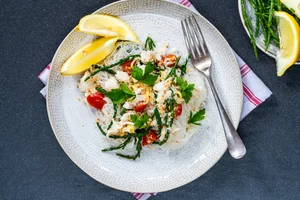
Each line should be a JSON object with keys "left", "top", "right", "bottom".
{"left": 175, "top": 104, "right": 182, "bottom": 117}
{"left": 142, "top": 130, "right": 158, "bottom": 146}
{"left": 163, "top": 54, "right": 177, "bottom": 68}
{"left": 87, "top": 93, "right": 106, "bottom": 110}
{"left": 134, "top": 102, "right": 147, "bottom": 112}
{"left": 122, "top": 60, "right": 133, "bottom": 73}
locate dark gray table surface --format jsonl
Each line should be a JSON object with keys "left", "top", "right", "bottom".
{"left": 1, "top": 0, "right": 300, "bottom": 199}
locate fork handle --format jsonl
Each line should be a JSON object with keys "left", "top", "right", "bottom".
{"left": 207, "top": 77, "right": 246, "bottom": 159}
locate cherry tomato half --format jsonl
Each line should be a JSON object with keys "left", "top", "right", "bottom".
{"left": 175, "top": 104, "right": 182, "bottom": 118}
{"left": 142, "top": 130, "right": 158, "bottom": 146}
{"left": 163, "top": 54, "right": 177, "bottom": 68}
{"left": 122, "top": 60, "right": 133, "bottom": 73}
{"left": 134, "top": 102, "right": 147, "bottom": 112}
{"left": 87, "top": 93, "right": 106, "bottom": 110}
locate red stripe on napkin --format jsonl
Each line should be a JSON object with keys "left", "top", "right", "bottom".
{"left": 38, "top": 64, "right": 50, "bottom": 79}
{"left": 243, "top": 83, "right": 262, "bottom": 106}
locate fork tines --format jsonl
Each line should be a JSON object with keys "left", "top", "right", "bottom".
{"left": 181, "top": 15, "right": 209, "bottom": 59}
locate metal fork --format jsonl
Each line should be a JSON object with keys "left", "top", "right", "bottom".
{"left": 181, "top": 16, "right": 246, "bottom": 159}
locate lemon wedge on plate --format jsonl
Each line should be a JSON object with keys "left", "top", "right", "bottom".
{"left": 274, "top": 11, "right": 300, "bottom": 76}
{"left": 78, "top": 14, "right": 139, "bottom": 42}
{"left": 281, "top": 0, "right": 300, "bottom": 18}
{"left": 60, "top": 37, "right": 118, "bottom": 75}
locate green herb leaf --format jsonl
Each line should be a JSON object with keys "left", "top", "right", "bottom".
{"left": 130, "top": 114, "right": 149, "bottom": 129}
{"left": 175, "top": 76, "right": 184, "bottom": 86}
{"left": 85, "top": 54, "right": 140, "bottom": 81}
{"left": 116, "top": 137, "right": 142, "bottom": 160}
{"left": 166, "top": 56, "right": 181, "bottom": 79}
{"left": 180, "top": 55, "right": 190, "bottom": 76}
{"left": 120, "top": 83, "right": 135, "bottom": 95}
{"left": 120, "top": 107, "right": 126, "bottom": 116}
{"left": 159, "top": 96, "right": 175, "bottom": 145}
{"left": 132, "top": 66, "right": 158, "bottom": 86}
{"left": 145, "top": 37, "right": 156, "bottom": 51}
{"left": 140, "top": 74, "right": 158, "bottom": 85}
{"left": 144, "top": 62, "right": 155, "bottom": 76}
{"left": 109, "top": 127, "right": 152, "bottom": 139}
{"left": 113, "top": 104, "right": 118, "bottom": 118}
{"left": 132, "top": 66, "right": 144, "bottom": 80}
{"left": 96, "top": 86, "right": 135, "bottom": 105}
{"left": 154, "top": 108, "right": 163, "bottom": 134}
{"left": 96, "top": 122, "right": 107, "bottom": 136}
{"left": 102, "top": 137, "right": 132, "bottom": 152}
{"left": 107, "top": 104, "right": 118, "bottom": 130}
{"left": 105, "top": 89, "right": 127, "bottom": 104}
{"left": 96, "top": 87, "right": 107, "bottom": 94}
{"left": 176, "top": 77, "right": 194, "bottom": 103}
{"left": 107, "top": 121, "right": 113, "bottom": 130}
{"left": 91, "top": 65, "right": 117, "bottom": 76}
{"left": 188, "top": 109, "right": 206, "bottom": 125}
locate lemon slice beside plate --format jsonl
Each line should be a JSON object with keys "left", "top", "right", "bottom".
{"left": 60, "top": 37, "right": 118, "bottom": 75}
{"left": 274, "top": 11, "right": 300, "bottom": 76}
{"left": 78, "top": 14, "right": 139, "bottom": 42}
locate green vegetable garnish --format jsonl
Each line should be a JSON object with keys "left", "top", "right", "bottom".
{"left": 159, "top": 96, "right": 175, "bottom": 145}
{"left": 120, "top": 83, "right": 135, "bottom": 96}
{"left": 132, "top": 63, "right": 158, "bottom": 86}
{"left": 154, "top": 108, "right": 163, "bottom": 135}
{"left": 96, "top": 122, "right": 107, "bottom": 136}
{"left": 145, "top": 37, "right": 156, "bottom": 51}
{"left": 188, "top": 109, "right": 206, "bottom": 125}
{"left": 241, "top": 0, "right": 259, "bottom": 58}
{"left": 102, "top": 137, "right": 132, "bottom": 152}
{"left": 180, "top": 55, "right": 190, "bottom": 76}
{"left": 130, "top": 114, "right": 149, "bottom": 129}
{"left": 166, "top": 56, "right": 181, "bottom": 79}
{"left": 175, "top": 77, "right": 194, "bottom": 103}
{"left": 107, "top": 104, "right": 118, "bottom": 130}
{"left": 84, "top": 54, "right": 140, "bottom": 81}
{"left": 104, "top": 127, "right": 152, "bottom": 160}
{"left": 96, "top": 83, "right": 135, "bottom": 104}
{"left": 116, "top": 137, "right": 142, "bottom": 160}
{"left": 107, "top": 121, "right": 113, "bottom": 130}
{"left": 241, "top": 0, "right": 300, "bottom": 58}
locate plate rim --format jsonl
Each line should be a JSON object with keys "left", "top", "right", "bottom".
{"left": 238, "top": 0, "right": 300, "bottom": 65}
{"left": 46, "top": 0, "right": 243, "bottom": 193}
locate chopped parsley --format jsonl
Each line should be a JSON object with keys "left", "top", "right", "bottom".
{"left": 130, "top": 114, "right": 149, "bottom": 129}
{"left": 176, "top": 77, "right": 194, "bottom": 103}
{"left": 96, "top": 83, "right": 135, "bottom": 104}
{"left": 188, "top": 109, "right": 206, "bottom": 125}
{"left": 132, "top": 63, "right": 158, "bottom": 86}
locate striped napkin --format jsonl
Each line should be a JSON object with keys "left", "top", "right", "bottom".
{"left": 38, "top": 0, "right": 272, "bottom": 199}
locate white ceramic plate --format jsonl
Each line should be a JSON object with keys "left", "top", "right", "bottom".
{"left": 238, "top": 0, "right": 300, "bottom": 64}
{"left": 47, "top": 0, "right": 243, "bottom": 193}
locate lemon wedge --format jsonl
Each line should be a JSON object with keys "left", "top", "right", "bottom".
{"left": 61, "top": 37, "right": 118, "bottom": 75}
{"left": 281, "top": 0, "right": 300, "bottom": 18}
{"left": 274, "top": 11, "right": 300, "bottom": 76}
{"left": 78, "top": 14, "right": 139, "bottom": 42}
